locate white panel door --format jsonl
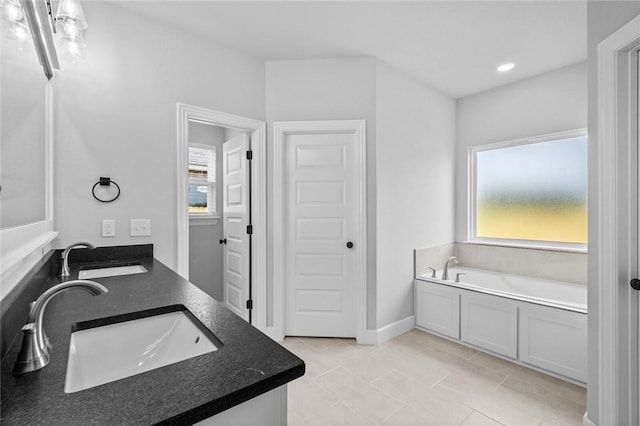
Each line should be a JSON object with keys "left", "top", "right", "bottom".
{"left": 285, "top": 132, "right": 359, "bottom": 337}
{"left": 222, "top": 133, "right": 250, "bottom": 321}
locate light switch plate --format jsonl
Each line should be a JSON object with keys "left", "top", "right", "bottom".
{"left": 130, "top": 219, "right": 151, "bottom": 237}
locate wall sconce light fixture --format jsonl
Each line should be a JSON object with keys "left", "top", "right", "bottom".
{"left": 55, "top": 0, "right": 88, "bottom": 63}
{"left": 0, "top": 0, "right": 88, "bottom": 75}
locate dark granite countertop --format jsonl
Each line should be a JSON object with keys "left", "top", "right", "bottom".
{"left": 0, "top": 257, "right": 304, "bottom": 425}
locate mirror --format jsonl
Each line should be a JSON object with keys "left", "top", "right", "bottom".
{"left": 0, "top": 0, "right": 59, "bottom": 229}
{"left": 0, "top": 0, "right": 56, "bottom": 229}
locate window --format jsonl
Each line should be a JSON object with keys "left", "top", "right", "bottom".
{"left": 470, "top": 131, "right": 587, "bottom": 248}
{"left": 188, "top": 144, "right": 216, "bottom": 215}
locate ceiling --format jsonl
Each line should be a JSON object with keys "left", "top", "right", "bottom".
{"left": 112, "top": 1, "right": 587, "bottom": 99}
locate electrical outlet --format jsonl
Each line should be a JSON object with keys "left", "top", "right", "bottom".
{"left": 130, "top": 219, "right": 151, "bottom": 237}
{"left": 102, "top": 219, "right": 115, "bottom": 237}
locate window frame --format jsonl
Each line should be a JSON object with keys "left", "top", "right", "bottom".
{"left": 468, "top": 128, "right": 588, "bottom": 252}
{"left": 187, "top": 142, "right": 218, "bottom": 220}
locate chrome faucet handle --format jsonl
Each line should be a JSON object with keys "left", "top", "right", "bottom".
{"left": 428, "top": 267, "right": 436, "bottom": 278}
{"left": 455, "top": 272, "right": 466, "bottom": 283}
{"left": 12, "top": 323, "right": 50, "bottom": 375}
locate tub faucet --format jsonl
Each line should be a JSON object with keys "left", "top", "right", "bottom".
{"left": 442, "top": 256, "right": 458, "bottom": 280}
{"left": 60, "top": 242, "right": 96, "bottom": 277}
{"left": 12, "top": 280, "right": 108, "bottom": 375}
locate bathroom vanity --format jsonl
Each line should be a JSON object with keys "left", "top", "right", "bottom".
{"left": 0, "top": 251, "right": 304, "bottom": 425}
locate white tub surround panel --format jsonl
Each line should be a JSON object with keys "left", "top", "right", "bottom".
{"left": 415, "top": 281, "right": 459, "bottom": 339}
{"left": 519, "top": 304, "right": 587, "bottom": 382}
{"left": 414, "top": 244, "right": 456, "bottom": 278}
{"left": 457, "top": 243, "right": 588, "bottom": 285}
{"left": 461, "top": 291, "right": 518, "bottom": 359}
{"left": 415, "top": 243, "right": 587, "bottom": 285}
{"left": 415, "top": 268, "right": 587, "bottom": 383}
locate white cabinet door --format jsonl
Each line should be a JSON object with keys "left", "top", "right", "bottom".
{"left": 461, "top": 291, "right": 518, "bottom": 358}
{"left": 222, "top": 133, "right": 250, "bottom": 321}
{"left": 519, "top": 303, "right": 587, "bottom": 382}
{"left": 415, "top": 280, "right": 460, "bottom": 339}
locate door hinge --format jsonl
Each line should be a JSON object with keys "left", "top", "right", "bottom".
{"left": 246, "top": 299, "right": 253, "bottom": 310}
{"left": 246, "top": 150, "right": 253, "bottom": 160}
{"left": 247, "top": 224, "right": 253, "bottom": 235}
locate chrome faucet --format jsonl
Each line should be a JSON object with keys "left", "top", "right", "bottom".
{"left": 12, "top": 280, "right": 108, "bottom": 375}
{"left": 442, "top": 256, "right": 458, "bottom": 280}
{"left": 60, "top": 242, "right": 96, "bottom": 277}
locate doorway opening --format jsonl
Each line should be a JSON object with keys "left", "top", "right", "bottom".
{"left": 176, "top": 104, "right": 266, "bottom": 328}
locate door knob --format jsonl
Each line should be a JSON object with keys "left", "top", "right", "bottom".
{"left": 346, "top": 242, "right": 354, "bottom": 249}
{"left": 219, "top": 238, "right": 227, "bottom": 245}
{"left": 631, "top": 278, "right": 640, "bottom": 290}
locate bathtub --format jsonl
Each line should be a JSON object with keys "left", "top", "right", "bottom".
{"left": 414, "top": 266, "right": 587, "bottom": 383}
{"left": 417, "top": 266, "right": 587, "bottom": 314}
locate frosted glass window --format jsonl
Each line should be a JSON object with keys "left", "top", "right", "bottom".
{"left": 473, "top": 135, "right": 587, "bottom": 245}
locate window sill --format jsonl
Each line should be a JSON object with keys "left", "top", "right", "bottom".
{"left": 189, "top": 214, "right": 220, "bottom": 226}
{"left": 462, "top": 240, "right": 588, "bottom": 254}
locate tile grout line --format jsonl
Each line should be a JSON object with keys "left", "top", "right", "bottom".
{"left": 430, "top": 372, "right": 452, "bottom": 389}
{"left": 458, "top": 410, "right": 475, "bottom": 425}
{"left": 491, "top": 373, "right": 510, "bottom": 392}
{"left": 374, "top": 402, "right": 407, "bottom": 426}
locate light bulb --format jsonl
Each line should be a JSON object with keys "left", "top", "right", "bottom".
{"left": 59, "top": 34, "right": 86, "bottom": 63}
{"left": 497, "top": 63, "right": 515, "bottom": 72}
{"left": 1, "top": 3, "right": 23, "bottom": 21}
{"left": 55, "top": 0, "right": 87, "bottom": 30}
{"left": 7, "top": 20, "right": 27, "bottom": 42}
{"left": 60, "top": 21, "right": 80, "bottom": 38}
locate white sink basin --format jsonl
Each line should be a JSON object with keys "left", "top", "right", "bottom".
{"left": 64, "top": 310, "right": 218, "bottom": 393}
{"left": 78, "top": 264, "right": 148, "bottom": 279}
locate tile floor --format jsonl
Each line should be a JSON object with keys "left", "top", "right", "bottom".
{"left": 281, "top": 329, "right": 586, "bottom": 426}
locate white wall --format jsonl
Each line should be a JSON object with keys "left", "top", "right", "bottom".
{"left": 265, "top": 57, "right": 378, "bottom": 328}
{"left": 54, "top": 1, "right": 265, "bottom": 270}
{"left": 375, "top": 61, "right": 455, "bottom": 327}
{"left": 455, "top": 61, "right": 588, "bottom": 242}
{"left": 587, "top": 2, "right": 640, "bottom": 423}
{"left": 188, "top": 122, "right": 225, "bottom": 301}
{"left": 265, "top": 58, "right": 456, "bottom": 330}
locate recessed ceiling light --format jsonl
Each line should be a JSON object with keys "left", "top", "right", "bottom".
{"left": 497, "top": 63, "right": 515, "bottom": 72}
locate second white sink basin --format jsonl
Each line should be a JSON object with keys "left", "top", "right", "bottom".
{"left": 65, "top": 309, "right": 218, "bottom": 393}
{"left": 78, "top": 264, "right": 148, "bottom": 279}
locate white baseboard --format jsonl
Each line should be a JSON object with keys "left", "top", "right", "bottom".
{"left": 583, "top": 412, "right": 596, "bottom": 426}
{"left": 357, "top": 315, "right": 416, "bottom": 345}
{"left": 261, "top": 326, "right": 284, "bottom": 342}
{"left": 357, "top": 328, "right": 379, "bottom": 345}
{"left": 269, "top": 316, "right": 417, "bottom": 346}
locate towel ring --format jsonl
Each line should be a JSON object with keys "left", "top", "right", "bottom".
{"left": 92, "top": 177, "right": 120, "bottom": 203}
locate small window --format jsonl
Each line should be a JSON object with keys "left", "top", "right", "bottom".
{"left": 188, "top": 144, "right": 216, "bottom": 215}
{"left": 470, "top": 131, "right": 587, "bottom": 248}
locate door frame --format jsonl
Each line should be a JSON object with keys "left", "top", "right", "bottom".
{"left": 594, "top": 14, "right": 640, "bottom": 426}
{"left": 272, "top": 120, "right": 367, "bottom": 343}
{"left": 176, "top": 103, "right": 267, "bottom": 330}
